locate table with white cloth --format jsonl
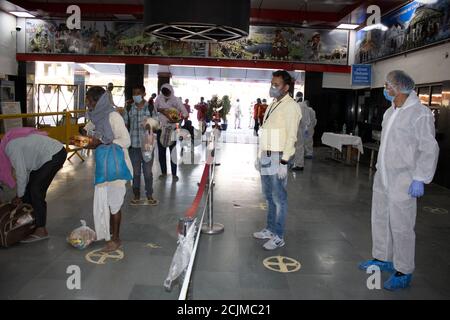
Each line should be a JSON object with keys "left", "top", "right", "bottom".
{"left": 321, "top": 132, "right": 364, "bottom": 165}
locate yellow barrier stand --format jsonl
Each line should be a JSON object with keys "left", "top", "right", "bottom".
{"left": 0, "top": 110, "right": 88, "bottom": 162}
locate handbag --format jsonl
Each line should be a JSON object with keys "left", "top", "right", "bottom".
{"left": 95, "top": 143, "right": 132, "bottom": 185}
{"left": 0, "top": 203, "right": 35, "bottom": 247}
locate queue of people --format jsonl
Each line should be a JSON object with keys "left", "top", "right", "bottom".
{"left": 0, "top": 68, "right": 439, "bottom": 292}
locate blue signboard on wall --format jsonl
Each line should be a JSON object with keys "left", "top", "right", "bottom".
{"left": 352, "top": 64, "right": 372, "bottom": 86}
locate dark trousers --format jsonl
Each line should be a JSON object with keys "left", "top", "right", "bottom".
{"left": 129, "top": 147, "right": 154, "bottom": 198}
{"left": 254, "top": 120, "right": 260, "bottom": 135}
{"left": 156, "top": 130, "right": 177, "bottom": 176}
{"left": 22, "top": 148, "right": 67, "bottom": 228}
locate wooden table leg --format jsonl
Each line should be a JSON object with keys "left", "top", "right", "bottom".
{"left": 346, "top": 145, "right": 352, "bottom": 164}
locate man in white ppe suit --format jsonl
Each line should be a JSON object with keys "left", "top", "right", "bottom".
{"left": 304, "top": 100, "right": 316, "bottom": 159}
{"left": 292, "top": 92, "right": 310, "bottom": 171}
{"left": 359, "top": 70, "right": 439, "bottom": 291}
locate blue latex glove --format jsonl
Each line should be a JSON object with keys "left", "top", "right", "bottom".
{"left": 408, "top": 180, "right": 424, "bottom": 198}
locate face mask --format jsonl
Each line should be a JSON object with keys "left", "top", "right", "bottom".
{"left": 383, "top": 89, "right": 395, "bottom": 102}
{"left": 133, "top": 95, "right": 143, "bottom": 104}
{"left": 269, "top": 85, "right": 282, "bottom": 98}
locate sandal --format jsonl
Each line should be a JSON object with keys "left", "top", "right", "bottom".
{"left": 145, "top": 198, "right": 159, "bottom": 206}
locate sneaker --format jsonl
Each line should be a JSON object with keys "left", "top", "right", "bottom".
{"left": 358, "top": 259, "right": 395, "bottom": 273}
{"left": 253, "top": 228, "right": 274, "bottom": 240}
{"left": 263, "top": 235, "right": 285, "bottom": 250}
{"left": 384, "top": 273, "right": 412, "bottom": 291}
{"left": 172, "top": 175, "right": 179, "bottom": 182}
{"left": 159, "top": 174, "right": 167, "bottom": 180}
{"left": 291, "top": 166, "right": 304, "bottom": 171}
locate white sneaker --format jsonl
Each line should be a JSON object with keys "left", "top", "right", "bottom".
{"left": 253, "top": 228, "right": 274, "bottom": 240}
{"left": 263, "top": 235, "right": 285, "bottom": 250}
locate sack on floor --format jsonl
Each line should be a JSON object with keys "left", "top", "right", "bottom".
{"left": 95, "top": 143, "right": 132, "bottom": 185}
{"left": 67, "top": 220, "right": 96, "bottom": 250}
{"left": 0, "top": 203, "right": 35, "bottom": 248}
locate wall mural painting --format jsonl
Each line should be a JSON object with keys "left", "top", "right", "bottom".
{"left": 25, "top": 20, "right": 349, "bottom": 65}
{"left": 355, "top": 0, "right": 450, "bottom": 63}
{"left": 210, "top": 26, "right": 349, "bottom": 65}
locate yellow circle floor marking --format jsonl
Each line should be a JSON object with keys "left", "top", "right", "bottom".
{"left": 85, "top": 248, "right": 124, "bottom": 265}
{"left": 423, "top": 207, "right": 448, "bottom": 215}
{"left": 259, "top": 203, "right": 267, "bottom": 210}
{"left": 263, "top": 256, "right": 301, "bottom": 273}
{"left": 145, "top": 243, "right": 161, "bottom": 249}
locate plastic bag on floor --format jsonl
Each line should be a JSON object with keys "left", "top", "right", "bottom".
{"left": 164, "top": 218, "right": 197, "bottom": 291}
{"left": 67, "top": 220, "right": 96, "bottom": 250}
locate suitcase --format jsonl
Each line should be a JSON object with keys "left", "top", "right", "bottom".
{"left": 0, "top": 203, "right": 35, "bottom": 248}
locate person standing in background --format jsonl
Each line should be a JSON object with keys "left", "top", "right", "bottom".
{"left": 253, "top": 98, "right": 262, "bottom": 136}
{"left": 154, "top": 83, "right": 188, "bottom": 182}
{"left": 123, "top": 85, "right": 159, "bottom": 206}
{"left": 183, "top": 99, "right": 192, "bottom": 119}
{"left": 304, "top": 100, "right": 317, "bottom": 159}
{"left": 234, "top": 99, "right": 242, "bottom": 129}
{"left": 258, "top": 99, "right": 268, "bottom": 127}
{"left": 194, "top": 97, "right": 208, "bottom": 135}
{"left": 292, "top": 92, "right": 310, "bottom": 171}
{"left": 106, "top": 82, "right": 119, "bottom": 109}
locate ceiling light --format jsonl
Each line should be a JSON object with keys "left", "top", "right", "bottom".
{"left": 415, "top": 0, "right": 438, "bottom": 4}
{"left": 362, "top": 23, "right": 388, "bottom": 32}
{"left": 336, "top": 23, "right": 359, "bottom": 30}
{"left": 9, "top": 11, "right": 35, "bottom": 18}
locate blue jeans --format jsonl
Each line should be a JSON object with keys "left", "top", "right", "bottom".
{"left": 260, "top": 152, "right": 288, "bottom": 238}
{"left": 129, "top": 147, "right": 154, "bottom": 198}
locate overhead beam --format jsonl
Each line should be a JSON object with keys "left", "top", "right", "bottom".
{"left": 10, "top": 1, "right": 341, "bottom": 23}
{"left": 16, "top": 53, "right": 351, "bottom": 74}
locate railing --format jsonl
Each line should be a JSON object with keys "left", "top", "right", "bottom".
{"left": 0, "top": 110, "right": 88, "bottom": 162}
{"left": 163, "top": 132, "right": 224, "bottom": 300}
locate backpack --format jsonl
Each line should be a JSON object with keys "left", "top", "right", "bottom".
{"left": 0, "top": 203, "right": 35, "bottom": 248}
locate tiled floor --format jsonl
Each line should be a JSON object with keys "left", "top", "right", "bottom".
{"left": 1, "top": 129, "right": 449, "bottom": 300}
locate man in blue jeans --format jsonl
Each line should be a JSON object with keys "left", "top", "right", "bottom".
{"left": 253, "top": 70, "right": 302, "bottom": 250}
{"left": 123, "top": 85, "right": 159, "bottom": 205}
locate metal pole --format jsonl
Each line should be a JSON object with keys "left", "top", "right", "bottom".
{"left": 201, "top": 138, "right": 224, "bottom": 235}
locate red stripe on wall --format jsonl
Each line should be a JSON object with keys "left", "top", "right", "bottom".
{"left": 16, "top": 53, "right": 351, "bottom": 74}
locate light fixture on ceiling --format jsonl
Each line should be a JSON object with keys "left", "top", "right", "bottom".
{"left": 9, "top": 11, "right": 35, "bottom": 18}
{"left": 415, "top": 0, "right": 438, "bottom": 4}
{"left": 336, "top": 23, "right": 360, "bottom": 30}
{"left": 362, "top": 23, "right": 388, "bottom": 31}
{"left": 144, "top": 0, "right": 250, "bottom": 42}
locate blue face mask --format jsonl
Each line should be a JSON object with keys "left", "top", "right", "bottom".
{"left": 383, "top": 89, "right": 395, "bottom": 102}
{"left": 269, "top": 86, "right": 282, "bottom": 98}
{"left": 133, "top": 95, "right": 143, "bottom": 104}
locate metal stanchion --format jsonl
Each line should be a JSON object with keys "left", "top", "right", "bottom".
{"left": 201, "top": 135, "right": 224, "bottom": 235}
